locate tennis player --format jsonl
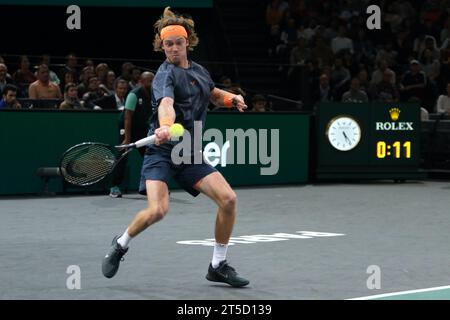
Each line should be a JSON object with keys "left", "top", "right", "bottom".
{"left": 102, "top": 7, "right": 249, "bottom": 287}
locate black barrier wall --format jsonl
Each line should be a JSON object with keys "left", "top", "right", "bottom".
{"left": 0, "top": 110, "right": 310, "bottom": 195}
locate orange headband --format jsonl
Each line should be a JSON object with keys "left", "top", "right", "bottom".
{"left": 160, "top": 25, "right": 188, "bottom": 40}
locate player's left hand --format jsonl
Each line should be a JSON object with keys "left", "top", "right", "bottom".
{"left": 233, "top": 95, "right": 247, "bottom": 112}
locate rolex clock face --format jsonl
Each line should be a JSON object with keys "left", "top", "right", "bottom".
{"left": 326, "top": 116, "right": 361, "bottom": 151}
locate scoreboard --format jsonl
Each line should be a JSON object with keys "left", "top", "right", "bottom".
{"left": 316, "top": 103, "right": 425, "bottom": 180}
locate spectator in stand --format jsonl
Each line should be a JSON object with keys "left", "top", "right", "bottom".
{"left": 342, "top": 77, "right": 369, "bottom": 103}
{"left": 375, "top": 41, "right": 398, "bottom": 69}
{"left": 357, "top": 69, "right": 370, "bottom": 94}
{"left": 59, "top": 53, "right": 78, "bottom": 82}
{"left": 0, "top": 84, "right": 21, "bottom": 109}
{"left": 60, "top": 70, "right": 77, "bottom": 93}
{"left": 95, "top": 79, "right": 129, "bottom": 111}
{"left": 371, "top": 59, "right": 396, "bottom": 86}
{"left": 288, "top": 37, "right": 310, "bottom": 77}
{"left": 399, "top": 59, "right": 426, "bottom": 104}
{"left": 440, "top": 18, "right": 450, "bottom": 45}
{"left": 414, "top": 35, "right": 440, "bottom": 60}
{"left": 370, "top": 70, "right": 400, "bottom": 102}
{"left": 330, "top": 58, "right": 351, "bottom": 100}
{"left": 436, "top": 83, "right": 450, "bottom": 115}
{"left": 311, "top": 36, "right": 334, "bottom": 69}
{"left": 85, "top": 59, "right": 95, "bottom": 68}
{"left": 311, "top": 73, "right": 333, "bottom": 104}
{"left": 12, "top": 55, "right": 36, "bottom": 98}
{"left": 266, "top": 0, "right": 289, "bottom": 55}
{"left": 59, "top": 83, "right": 85, "bottom": 110}
{"left": 331, "top": 25, "right": 354, "bottom": 55}
{"left": 38, "top": 54, "right": 60, "bottom": 86}
{"left": 28, "top": 64, "right": 62, "bottom": 107}
{"left": 81, "top": 76, "right": 107, "bottom": 110}
{"left": 251, "top": 94, "right": 269, "bottom": 112}
{"left": 77, "top": 66, "right": 95, "bottom": 98}
{"left": 99, "top": 70, "right": 116, "bottom": 95}
{"left": 95, "top": 63, "right": 109, "bottom": 86}
{"left": 0, "top": 63, "right": 13, "bottom": 95}
{"left": 119, "top": 62, "right": 134, "bottom": 82}
{"left": 276, "top": 15, "right": 298, "bottom": 58}
{"left": 219, "top": 76, "right": 246, "bottom": 97}
{"left": 129, "top": 67, "right": 142, "bottom": 90}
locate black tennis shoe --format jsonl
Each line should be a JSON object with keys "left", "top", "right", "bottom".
{"left": 206, "top": 260, "right": 249, "bottom": 287}
{"left": 102, "top": 235, "right": 128, "bottom": 278}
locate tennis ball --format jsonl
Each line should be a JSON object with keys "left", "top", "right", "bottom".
{"left": 169, "top": 123, "right": 185, "bottom": 137}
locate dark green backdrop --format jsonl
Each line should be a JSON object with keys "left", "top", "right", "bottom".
{"left": 0, "top": 111, "right": 310, "bottom": 195}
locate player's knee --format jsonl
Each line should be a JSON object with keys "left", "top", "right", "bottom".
{"left": 220, "top": 191, "right": 237, "bottom": 211}
{"left": 146, "top": 205, "right": 168, "bottom": 224}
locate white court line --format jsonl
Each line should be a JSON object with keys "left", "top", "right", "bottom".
{"left": 348, "top": 285, "right": 450, "bottom": 300}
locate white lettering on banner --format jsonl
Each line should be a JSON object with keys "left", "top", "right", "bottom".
{"left": 171, "top": 121, "right": 280, "bottom": 175}
{"left": 375, "top": 122, "right": 414, "bottom": 131}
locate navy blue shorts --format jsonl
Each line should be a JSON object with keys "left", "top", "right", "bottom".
{"left": 139, "top": 148, "right": 217, "bottom": 197}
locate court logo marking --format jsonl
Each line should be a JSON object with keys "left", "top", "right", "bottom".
{"left": 177, "top": 231, "right": 345, "bottom": 246}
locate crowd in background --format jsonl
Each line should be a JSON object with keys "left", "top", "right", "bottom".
{"left": 2, "top": 0, "right": 450, "bottom": 116}
{"left": 0, "top": 54, "right": 270, "bottom": 113}
{"left": 265, "top": 0, "right": 450, "bottom": 115}
{"left": 0, "top": 54, "right": 147, "bottom": 111}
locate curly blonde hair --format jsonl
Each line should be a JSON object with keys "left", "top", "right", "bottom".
{"left": 153, "top": 7, "right": 199, "bottom": 52}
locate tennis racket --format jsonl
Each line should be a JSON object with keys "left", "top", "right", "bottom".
{"left": 59, "top": 123, "right": 184, "bottom": 187}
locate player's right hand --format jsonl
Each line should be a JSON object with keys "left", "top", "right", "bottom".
{"left": 155, "top": 126, "right": 171, "bottom": 145}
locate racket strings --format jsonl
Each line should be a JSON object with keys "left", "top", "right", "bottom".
{"left": 61, "top": 144, "right": 116, "bottom": 186}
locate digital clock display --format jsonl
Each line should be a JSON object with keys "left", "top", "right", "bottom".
{"left": 376, "top": 141, "right": 411, "bottom": 159}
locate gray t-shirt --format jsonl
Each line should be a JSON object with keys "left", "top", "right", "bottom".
{"left": 149, "top": 60, "right": 215, "bottom": 154}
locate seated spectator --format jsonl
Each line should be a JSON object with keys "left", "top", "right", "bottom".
{"left": 311, "top": 73, "right": 333, "bottom": 104}
{"left": 60, "top": 70, "right": 77, "bottom": 92}
{"left": 0, "top": 63, "right": 13, "bottom": 95}
{"left": 118, "top": 62, "right": 134, "bottom": 83}
{"left": 288, "top": 37, "right": 310, "bottom": 76}
{"left": 370, "top": 59, "right": 396, "bottom": 86}
{"left": 38, "top": 54, "right": 60, "bottom": 85}
{"left": 95, "top": 63, "right": 109, "bottom": 85}
{"left": 331, "top": 25, "right": 354, "bottom": 55}
{"left": 12, "top": 55, "right": 36, "bottom": 97}
{"left": 77, "top": 66, "right": 95, "bottom": 98}
{"left": 370, "top": 70, "right": 400, "bottom": 102}
{"left": 59, "top": 53, "right": 78, "bottom": 82}
{"left": 81, "top": 76, "right": 107, "bottom": 109}
{"left": 129, "top": 67, "right": 141, "bottom": 90}
{"left": 59, "top": 83, "right": 85, "bottom": 110}
{"left": 342, "top": 78, "right": 369, "bottom": 103}
{"left": 357, "top": 69, "right": 370, "bottom": 94}
{"left": 436, "top": 83, "right": 450, "bottom": 115}
{"left": 28, "top": 64, "right": 62, "bottom": 106}
{"left": 0, "top": 84, "right": 21, "bottom": 109}
{"left": 330, "top": 58, "right": 350, "bottom": 99}
{"left": 399, "top": 60, "right": 426, "bottom": 103}
{"left": 94, "top": 79, "right": 129, "bottom": 110}
{"left": 311, "top": 37, "right": 334, "bottom": 69}
{"left": 375, "top": 41, "right": 398, "bottom": 69}
{"left": 421, "top": 48, "right": 440, "bottom": 83}
{"left": 251, "top": 94, "right": 269, "bottom": 112}
{"left": 99, "top": 70, "right": 116, "bottom": 95}
{"left": 219, "top": 76, "right": 246, "bottom": 96}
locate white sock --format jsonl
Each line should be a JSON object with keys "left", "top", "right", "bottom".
{"left": 117, "top": 229, "right": 132, "bottom": 249}
{"left": 211, "top": 242, "right": 228, "bottom": 268}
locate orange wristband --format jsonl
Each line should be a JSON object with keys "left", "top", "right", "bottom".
{"left": 160, "top": 117, "right": 174, "bottom": 127}
{"left": 223, "top": 95, "right": 236, "bottom": 108}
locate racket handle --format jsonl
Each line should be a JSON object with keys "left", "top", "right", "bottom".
{"left": 115, "top": 134, "right": 156, "bottom": 149}
{"left": 134, "top": 135, "right": 156, "bottom": 148}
